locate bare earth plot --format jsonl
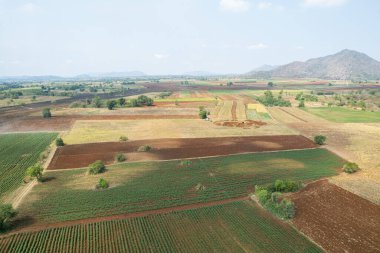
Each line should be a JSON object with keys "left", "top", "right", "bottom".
{"left": 268, "top": 107, "right": 380, "bottom": 204}
{"left": 62, "top": 119, "right": 297, "bottom": 144}
{"left": 48, "top": 135, "right": 317, "bottom": 170}
{"left": 290, "top": 180, "right": 380, "bottom": 253}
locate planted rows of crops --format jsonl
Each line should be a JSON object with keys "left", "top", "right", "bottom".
{"left": 0, "top": 201, "right": 323, "bottom": 253}
{"left": 0, "top": 133, "right": 57, "bottom": 198}
{"left": 17, "top": 148, "right": 345, "bottom": 224}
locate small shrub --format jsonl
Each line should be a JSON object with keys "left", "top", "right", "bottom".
{"left": 280, "top": 199, "right": 296, "bottom": 219}
{"left": 119, "top": 136, "right": 128, "bottom": 142}
{"left": 256, "top": 189, "right": 270, "bottom": 205}
{"left": 199, "top": 109, "right": 207, "bottom": 119}
{"left": 88, "top": 160, "right": 106, "bottom": 175}
{"left": 96, "top": 178, "right": 109, "bottom": 189}
{"left": 137, "top": 145, "right": 151, "bottom": 152}
{"left": 55, "top": 137, "right": 64, "bottom": 147}
{"left": 116, "top": 153, "right": 126, "bottom": 162}
{"left": 343, "top": 162, "right": 360, "bottom": 174}
{"left": 314, "top": 135, "right": 327, "bottom": 145}
{"left": 42, "top": 108, "right": 51, "bottom": 118}
{"left": 0, "top": 204, "right": 17, "bottom": 231}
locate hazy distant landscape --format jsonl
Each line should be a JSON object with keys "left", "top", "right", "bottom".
{"left": 0, "top": 1, "right": 379, "bottom": 253}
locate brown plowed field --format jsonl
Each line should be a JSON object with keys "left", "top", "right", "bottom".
{"left": 47, "top": 135, "right": 317, "bottom": 170}
{"left": 290, "top": 180, "right": 380, "bottom": 253}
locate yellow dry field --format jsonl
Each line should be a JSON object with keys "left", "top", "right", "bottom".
{"left": 236, "top": 101, "right": 247, "bottom": 121}
{"left": 62, "top": 119, "right": 297, "bottom": 144}
{"left": 247, "top": 103, "right": 268, "bottom": 113}
{"left": 269, "top": 107, "right": 380, "bottom": 204}
{"left": 216, "top": 100, "right": 233, "bottom": 121}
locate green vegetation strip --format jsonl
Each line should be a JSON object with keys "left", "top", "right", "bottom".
{"left": 303, "top": 107, "right": 380, "bottom": 123}
{"left": 0, "top": 201, "right": 323, "bottom": 253}
{"left": 0, "top": 133, "right": 57, "bottom": 198}
{"left": 17, "top": 148, "right": 344, "bottom": 223}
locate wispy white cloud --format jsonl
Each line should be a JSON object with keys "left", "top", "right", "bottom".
{"left": 247, "top": 43, "right": 269, "bottom": 50}
{"left": 154, "top": 54, "right": 169, "bottom": 59}
{"left": 295, "top": 46, "right": 305, "bottom": 50}
{"left": 220, "top": 0, "right": 250, "bottom": 12}
{"left": 19, "top": 3, "right": 41, "bottom": 13}
{"left": 302, "top": 0, "right": 348, "bottom": 7}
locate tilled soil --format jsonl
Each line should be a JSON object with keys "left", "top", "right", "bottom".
{"left": 290, "top": 180, "right": 380, "bottom": 253}
{"left": 47, "top": 135, "right": 317, "bottom": 170}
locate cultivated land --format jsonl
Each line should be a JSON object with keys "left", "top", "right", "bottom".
{"left": 290, "top": 180, "right": 380, "bottom": 253}
{"left": 303, "top": 107, "right": 380, "bottom": 123}
{"left": 48, "top": 135, "right": 317, "bottom": 170}
{"left": 268, "top": 106, "right": 380, "bottom": 204}
{"left": 0, "top": 201, "right": 323, "bottom": 253}
{"left": 0, "top": 133, "right": 57, "bottom": 199}
{"left": 15, "top": 149, "right": 344, "bottom": 226}
{"left": 62, "top": 119, "right": 296, "bottom": 144}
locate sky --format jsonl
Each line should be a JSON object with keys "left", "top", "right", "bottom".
{"left": 0, "top": 0, "right": 379, "bottom": 76}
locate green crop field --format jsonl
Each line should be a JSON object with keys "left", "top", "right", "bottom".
{"left": 303, "top": 107, "right": 380, "bottom": 123}
{"left": 0, "top": 201, "right": 323, "bottom": 253}
{"left": 0, "top": 133, "right": 57, "bottom": 198}
{"left": 17, "top": 148, "right": 344, "bottom": 224}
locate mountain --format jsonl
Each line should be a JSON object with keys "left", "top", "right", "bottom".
{"left": 246, "top": 49, "right": 380, "bottom": 80}
{"left": 249, "top": 65, "right": 278, "bottom": 73}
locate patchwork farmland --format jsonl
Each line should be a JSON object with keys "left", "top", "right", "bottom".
{"left": 0, "top": 78, "right": 379, "bottom": 253}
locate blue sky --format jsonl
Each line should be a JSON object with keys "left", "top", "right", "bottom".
{"left": 0, "top": 0, "right": 379, "bottom": 76}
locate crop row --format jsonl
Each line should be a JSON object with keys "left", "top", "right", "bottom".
{"left": 0, "top": 201, "right": 323, "bottom": 253}
{"left": 0, "top": 133, "right": 57, "bottom": 198}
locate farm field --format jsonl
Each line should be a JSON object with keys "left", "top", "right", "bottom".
{"left": 16, "top": 148, "right": 344, "bottom": 225}
{"left": 268, "top": 107, "right": 380, "bottom": 204}
{"left": 48, "top": 135, "right": 317, "bottom": 170}
{"left": 0, "top": 133, "right": 57, "bottom": 199}
{"left": 0, "top": 201, "right": 323, "bottom": 253}
{"left": 0, "top": 96, "right": 67, "bottom": 107}
{"left": 303, "top": 107, "right": 380, "bottom": 123}
{"left": 290, "top": 180, "right": 380, "bottom": 253}
{"left": 62, "top": 119, "right": 297, "bottom": 144}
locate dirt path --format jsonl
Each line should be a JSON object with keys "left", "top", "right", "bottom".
{"left": 4, "top": 196, "right": 249, "bottom": 236}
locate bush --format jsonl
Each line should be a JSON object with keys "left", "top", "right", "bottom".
{"left": 0, "top": 204, "right": 17, "bottom": 231}
{"left": 137, "top": 145, "right": 152, "bottom": 152}
{"left": 199, "top": 109, "right": 207, "bottom": 119}
{"left": 55, "top": 137, "right": 64, "bottom": 147}
{"left": 314, "top": 135, "right": 327, "bottom": 145}
{"left": 119, "top": 136, "right": 128, "bottom": 141}
{"left": 96, "top": 178, "right": 109, "bottom": 189}
{"left": 106, "top": 100, "right": 117, "bottom": 110}
{"left": 88, "top": 160, "right": 106, "bottom": 175}
{"left": 271, "top": 192, "right": 282, "bottom": 203}
{"left": 26, "top": 164, "right": 43, "bottom": 182}
{"left": 42, "top": 108, "right": 51, "bottom": 118}
{"left": 298, "top": 100, "right": 305, "bottom": 107}
{"left": 256, "top": 189, "right": 270, "bottom": 205}
{"left": 280, "top": 199, "right": 296, "bottom": 219}
{"left": 116, "top": 153, "right": 126, "bottom": 162}
{"left": 343, "top": 162, "right": 360, "bottom": 174}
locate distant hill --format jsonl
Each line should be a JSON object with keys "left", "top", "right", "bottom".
{"left": 249, "top": 65, "right": 278, "bottom": 73}
{"left": 246, "top": 49, "right": 380, "bottom": 80}
{"left": 182, "top": 71, "right": 219, "bottom": 77}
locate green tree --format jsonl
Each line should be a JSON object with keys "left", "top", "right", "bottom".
{"left": 343, "top": 162, "right": 360, "bottom": 174}
{"left": 115, "top": 153, "right": 126, "bottom": 162}
{"left": 26, "top": 164, "right": 44, "bottom": 182}
{"left": 0, "top": 204, "right": 17, "bottom": 231}
{"left": 298, "top": 100, "right": 305, "bottom": 107}
{"left": 42, "top": 108, "right": 51, "bottom": 118}
{"left": 92, "top": 96, "right": 102, "bottom": 108}
{"left": 106, "top": 100, "right": 117, "bottom": 110}
{"left": 267, "top": 82, "right": 274, "bottom": 87}
{"left": 118, "top": 98, "right": 126, "bottom": 106}
{"left": 88, "top": 160, "right": 106, "bottom": 175}
{"left": 96, "top": 178, "right": 109, "bottom": 189}
{"left": 314, "top": 135, "right": 327, "bottom": 145}
{"left": 55, "top": 137, "right": 65, "bottom": 147}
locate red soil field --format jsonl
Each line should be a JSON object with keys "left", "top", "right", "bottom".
{"left": 47, "top": 135, "right": 317, "bottom": 170}
{"left": 290, "top": 180, "right": 380, "bottom": 253}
